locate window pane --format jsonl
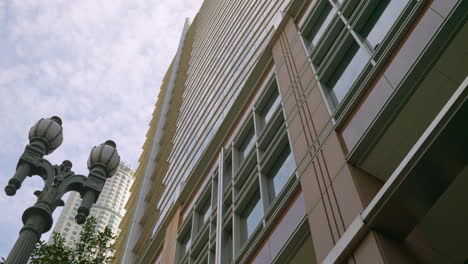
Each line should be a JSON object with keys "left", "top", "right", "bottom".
{"left": 180, "top": 230, "right": 191, "bottom": 255}
{"left": 260, "top": 87, "right": 280, "bottom": 124}
{"left": 327, "top": 42, "right": 370, "bottom": 106}
{"left": 362, "top": 0, "right": 409, "bottom": 49}
{"left": 267, "top": 145, "right": 295, "bottom": 200}
{"left": 198, "top": 198, "right": 211, "bottom": 230}
{"left": 238, "top": 128, "right": 255, "bottom": 164}
{"left": 223, "top": 161, "right": 232, "bottom": 191}
{"left": 222, "top": 231, "right": 232, "bottom": 264}
{"left": 307, "top": 2, "right": 336, "bottom": 48}
{"left": 154, "top": 254, "right": 162, "bottom": 264}
{"left": 242, "top": 191, "right": 263, "bottom": 241}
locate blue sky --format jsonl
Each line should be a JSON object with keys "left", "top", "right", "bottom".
{"left": 0, "top": 0, "right": 202, "bottom": 258}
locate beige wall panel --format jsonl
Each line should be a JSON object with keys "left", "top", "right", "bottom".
{"left": 350, "top": 232, "right": 385, "bottom": 264}
{"left": 271, "top": 16, "right": 392, "bottom": 263}
{"left": 161, "top": 206, "right": 181, "bottom": 264}
{"left": 306, "top": 199, "right": 335, "bottom": 262}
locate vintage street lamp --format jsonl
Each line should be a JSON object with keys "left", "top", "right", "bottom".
{"left": 3, "top": 116, "right": 120, "bottom": 264}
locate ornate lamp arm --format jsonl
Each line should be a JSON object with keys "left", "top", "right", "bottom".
{"left": 5, "top": 143, "right": 47, "bottom": 196}
{"left": 5, "top": 116, "right": 62, "bottom": 196}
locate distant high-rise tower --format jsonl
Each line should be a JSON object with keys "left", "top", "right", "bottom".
{"left": 49, "top": 162, "right": 134, "bottom": 246}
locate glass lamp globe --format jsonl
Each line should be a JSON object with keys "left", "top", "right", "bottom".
{"left": 28, "top": 116, "right": 63, "bottom": 154}
{"left": 87, "top": 140, "right": 120, "bottom": 177}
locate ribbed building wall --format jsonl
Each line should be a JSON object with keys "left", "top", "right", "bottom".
{"left": 155, "top": 0, "right": 290, "bottom": 238}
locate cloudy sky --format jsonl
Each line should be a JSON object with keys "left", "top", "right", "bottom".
{"left": 0, "top": 0, "right": 202, "bottom": 258}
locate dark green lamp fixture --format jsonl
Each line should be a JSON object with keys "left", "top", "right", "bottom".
{"left": 4, "top": 116, "right": 120, "bottom": 264}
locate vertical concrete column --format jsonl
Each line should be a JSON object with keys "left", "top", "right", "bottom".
{"left": 271, "top": 17, "right": 382, "bottom": 262}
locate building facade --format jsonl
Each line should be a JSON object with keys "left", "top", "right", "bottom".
{"left": 50, "top": 162, "right": 134, "bottom": 246}
{"left": 115, "top": 0, "right": 467, "bottom": 263}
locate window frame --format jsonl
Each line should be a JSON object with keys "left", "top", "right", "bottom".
{"left": 233, "top": 117, "right": 256, "bottom": 171}
{"left": 176, "top": 214, "right": 193, "bottom": 263}
{"left": 237, "top": 187, "right": 263, "bottom": 245}
{"left": 254, "top": 78, "right": 281, "bottom": 133}
{"left": 195, "top": 186, "right": 212, "bottom": 235}
{"left": 265, "top": 144, "right": 295, "bottom": 203}
{"left": 300, "top": 0, "right": 418, "bottom": 125}
{"left": 220, "top": 70, "right": 301, "bottom": 264}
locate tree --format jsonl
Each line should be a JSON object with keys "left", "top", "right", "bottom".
{"left": 27, "top": 217, "right": 115, "bottom": 264}
{"left": 29, "top": 232, "right": 71, "bottom": 264}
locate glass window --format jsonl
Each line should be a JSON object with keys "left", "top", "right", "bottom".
{"left": 198, "top": 198, "right": 211, "bottom": 230}
{"left": 238, "top": 128, "right": 255, "bottom": 164}
{"left": 361, "top": 0, "right": 409, "bottom": 50}
{"left": 327, "top": 41, "right": 371, "bottom": 107}
{"left": 223, "top": 161, "right": 232, "bottom": 191}
{"left": 241, "top": 191, "right": 263, "bottom": 242}
{"left": 180, "top": 230, "right": 191, "bottom": 256}
{"left": 267, "top": 145, "right": 295, "bottom": 200}
{"left": 222, "top": 230, "right": 233, "bottom": 264}
{"left": 259, "top": 86, "right": 280, "bottom": 125}
{"left": 154, "top": 253, "right": 162, "bottom": 264}
{"left": 306, "top": 2, "right": 336, "bottom": 49}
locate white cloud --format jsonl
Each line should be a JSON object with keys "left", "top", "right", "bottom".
{"left": 0, "top": 0, "right": 203, "bottom": 258}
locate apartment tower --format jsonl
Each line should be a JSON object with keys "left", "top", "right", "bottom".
{"left": 115, "top": 0, "right": 467, "bottom": 263}
{"left": 50, "top": 162, "right": 134, "bottom": 246}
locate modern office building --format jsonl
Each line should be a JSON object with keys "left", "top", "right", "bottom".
{"left": 115, "top": 0, "right": 467, "bottom": 263}
{"left": 50, "top": 162, "right": 134, "bottom": 246}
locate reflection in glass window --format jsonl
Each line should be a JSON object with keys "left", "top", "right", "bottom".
{"left": 241, "top": 190, "right": 263, "bottom": 242}
{"left": 267, "top": 145, "right": 295, "bottom": 200}
{"left": 223, "top": 161, "right": 232, "bottom": 191}
{"left": 238, "top": 128, "right": 255, "bottom": 164}
{"left": 306, "top": 2, "right": 336, "bottom": 49}
{"left": 180, "top": 230, "right": 191, "bottom": 256}
{"left": 198, "top": 198, "right": 211, "bottom": 230}
{"left": 362, "top": 0, "right": 409, "bottom": 50}
{"left": 154, "top": 253, "right": 162, "bottom": 264}
{"left": 260, "top": 87, "right": 280, "bottom": 125}
{"left": 327, "top": 42, "right": 370, "bottom": 107}
{"left": 222, "top": 230, "right": 233, "bottom": 264}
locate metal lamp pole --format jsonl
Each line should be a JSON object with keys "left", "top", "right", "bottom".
{"left": 3, "top": 116, "right": 120, "bottom": 264}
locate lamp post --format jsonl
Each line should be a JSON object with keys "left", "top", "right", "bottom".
{"left": 3, "top": 116, "right": 120, "bottom": 264}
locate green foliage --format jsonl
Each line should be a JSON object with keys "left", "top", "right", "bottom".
{"left": 29, "top": 217, "right": 115, "bottom": 264}
{"left": 29, "top": 232, "right": 71, "bottom": 264}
